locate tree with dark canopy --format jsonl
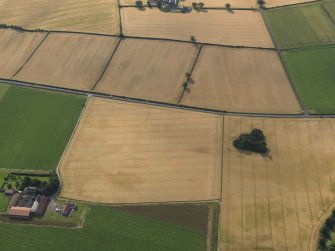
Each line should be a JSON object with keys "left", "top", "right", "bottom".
{"left": 233, "top": 129, "right": 268, "bottom": 154}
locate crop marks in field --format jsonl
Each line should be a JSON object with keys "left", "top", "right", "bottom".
{"left": 0, "top": 85, "right": 85, "bottom": 170}
{"left": 265, "top": 0, "right": 318, "bottom": 8}
{"left": 263, "top": 3, "right": 335, "bottom": 49}
{"left": 94, "top": 39, "right": 197, "bottom": 103}
{"left": 0, "top": 0, "right": 120, "bottom": 35}
{"left": 14, "top": 33, "right": 119, "bottom": 91}
{"left": 180, "top": 46, "right": 301, "bottom": 114}
{"left": 221, "top": 116, "right": 335, "bottom": 251}
{"left": 324, "top": 0, "right": 335, "bottom": 21}
{"left": 282, "top": 45, "right": 335, "bottom": 114}
{"left": 0, "top": 30, "right": 46, "bottom": 78}
{"left": 121, "top": 8, "right": 274, "bottom": 48}
{"left": 60, "top": 97, "right": 223, "bottom": 204}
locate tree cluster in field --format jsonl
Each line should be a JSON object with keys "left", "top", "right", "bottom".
{"left": 192, "top": 2, "right": 204, "bottom": 9}
{"left": 233, "top": 129, "right": 268, "bottom": 154}
{"left": 318, "top": 209, "right": 335, "bottom": 250}
{"left": 5, "top": 172, "right": 60, "bottom": 196}
{"left": 0, "top": 24, "right": 44, "bottom": 32}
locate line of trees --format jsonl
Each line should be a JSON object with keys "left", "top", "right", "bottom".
{"left": 0, "top": 24, "right": 44, "bottom": 32}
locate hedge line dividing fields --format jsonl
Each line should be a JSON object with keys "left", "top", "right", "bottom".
{"left": 0, "top": 83, "right": 86, "bottom": 170}
{"left": 282, "top": 45, "right": 335, "bottom": 114}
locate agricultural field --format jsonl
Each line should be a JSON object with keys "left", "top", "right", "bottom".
{"left": 0, "top": 0, "right": 120, "bottom": 34}
{"left": 121, "top": 8, "right": 274, "bottom": 48}
{"left": 324, "top": 0, "right": 335, "bottom": 20}
{"left": 180, "top": 46, "right": 301, "bottom": 114}
{"left": 0, "top": 84, "right": 86, "bottom": 171}
{"left": 282, "top": 45, "right": 335, "bottom": 114}
{"left": 263, "top": 3, "right": 335, "bottom": 49}
{"left": 60, "top": 97, "right": 222, "bottom": 204}
{"left": 221, "top": 116, "right": 335, "bottom": 251}
{"left": 94, "top": 39, "right": 197, "bottom": 103}
{"left": 0, "top": 205, "right": 206, "bottom": 251}
{"left": 0, "top": 30, "right": 47, "bottom": 79}
{"left": 265, "top": 0, "right": 318, "bottom": 8}
{"left": 14, "top": 33, "right": 119, "bottom": 91}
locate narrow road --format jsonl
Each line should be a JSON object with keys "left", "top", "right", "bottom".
{"left": 2, "top": 78, "right": 335, "bottom": 119}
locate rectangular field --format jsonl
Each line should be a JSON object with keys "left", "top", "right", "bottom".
{"left": 265, "top": 0, "right": 318, "bottom": 8}
{"left": 0, "top": 206, "right": 206, "bottom": 251}
{"left": 15, "top": 33, "right": 119, "bottom": 91}
{"left": 0, "top": 84, "right": 86, "bottom": 171}
{"left": 95, "top": 39, "right": 197, "bottom": 103}
{"left": 181, "top": 46, "right": 301, "bottom": 114}
{"left": 121, "top": 8, "right": 274, "bottom": 48}
{"left": 263, "top": 3, "right": 335, "bottom": 49}
{"left": 282, "top": 45, "right": 335, "bottom": 114}
{"left": 0, "top": 0, "right": 120, "bottom": 34}
{"left": 0, "top": 30, "right": 46, "bottom": 79}
{"left": 222, "top": 116, "right": 335, "bottom": 251}
{"left": 60, "top": 97, "right": 223, "bottom": 203}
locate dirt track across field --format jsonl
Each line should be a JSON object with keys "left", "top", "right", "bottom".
{"left": 15, "top": 33, "right": 119, "bottom": 91}
{"left": 60, "top": 97, "right": 223, "bottom": 204}
{"left": 95, "top": 38, "right": 197, "bottom": 103}
{"left": 0, "top": 0, "right": 120, "bottom": 34}
{"left": 0, "top": 30, "right": 46, "bottom": 78}
{"left": 221, "top": 116, "right": 335, "bottom": 251}
{"left": 121, "top": 8, "right": 274, "bottom": 48}
{"left": 181, "top": 46, "right": 302, "bottom": 114}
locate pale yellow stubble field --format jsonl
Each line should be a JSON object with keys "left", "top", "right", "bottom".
{"left": 221, "top": 116, "right": 335, "bottom": 250}
{"left": 60, "top": 97, "right": 223, "bottom": 204}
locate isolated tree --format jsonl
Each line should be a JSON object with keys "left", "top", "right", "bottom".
{"left": 185, "top": 72, "right": 191, "bottom": 79}
{"left": 257, "top": 0, "right": 265, "bottom": 6}
{"left": 225, "top": 3, "right": 231, "bottom": 9}
{"left": 135, "top": 0, "right": 143, "bottom": 8}
{"left": 182, "top": 82, "right": 188, "bottom": 90}
{"left": 192, "top": 2, "right": 198, "bottom": 8}
{"left": 198, "top": 2, "right": 204, "bottom": 8}
{"left": 190, "top": 36, "right": 197, "bottom": 43}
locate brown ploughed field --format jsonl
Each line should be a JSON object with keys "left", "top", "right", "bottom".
{"left": 14, "top": 33, "right": 119, "bottom": 90}
{"left": 221, "top": 116, "right": 335, "bottom": 251}
{"left": 0, "top": 0, "right": 120, "bottom": 34}
{"left": 0, "top": 30, "right": 47, "bottom": 79}
{"left": 181, "top": 46, "right": 302, "bottom": 114}
{"left": 60, "top": 97, "right": 223, "bottom": 204}
{"left": 94, "top": 38, "right": 197, "bottom": 103}
{"left": 121, "top": 8, "right": 274, "bottom": 48}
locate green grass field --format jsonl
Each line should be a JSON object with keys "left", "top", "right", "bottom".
{"left": 263, "top": 3, "right": 335, "bottom": 49}
{"left": 0, "top": 85, "right": 86, "bottom": 170}
{"left": 0, "top": 206, "right": 206, "bottom": 251}
{"left": 324, "top": 1, "right": 335, "bottom": 21}
{"left": 282, "top": 45, "right": 335, "bottom": 114}
{"left": 0, "top": 83, "right": 10, "bottom": 101}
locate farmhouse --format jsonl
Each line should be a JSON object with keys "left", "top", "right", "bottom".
{"left": 31, "top": 195, "right": 49, "bottom": 216}
{"left": 8, "top": 206, "right": 31, "bottom": 218}
{"left": 62, "top": 201, "right": 76, "bottom": 216}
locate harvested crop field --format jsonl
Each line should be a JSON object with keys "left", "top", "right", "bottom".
{"left": 0, "top": 84, "right": 86, "bottom": 171}
{"left": 263, "top": 3, "right": 335, "bottom": 49}
{"left": 180, "top": 46, "right": 301, "bottom": 114}
{"left": 221, "top": 116, "right": 335, "bottom": 251}
{"left": 15, "top": 33, "right": 119, "bottom": 91}
{"left": 0, "top": 29, "right": 46, "bottom": 79}
{"left": 265, "top": 0, "right": 317, "bottom": 8}
{"left": 94, "top": 39, "right": 197, "bottom": 103}
{"left": 60, "top": 97, "right": 223, "bottom": 203}
{"left": 282, "top": 45, "right": 335, "bottom": 114}
{"left": 0, "top": 0, "right": 120, "bottom": 34}
{"left": 121, "top": 8, "right": 274, "bottom": 48}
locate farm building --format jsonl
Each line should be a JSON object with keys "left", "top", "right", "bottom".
{"left": 33, "top": 196, "right": 49, "bottom": 216}
{"left": 8, "top": 206, "right": 31, "bottom": 218}
{"left": 62, "top": 201, "right": 77, "bottom": 216}
{"left": 4, "top": 188, "right": 15, "bottom": 196}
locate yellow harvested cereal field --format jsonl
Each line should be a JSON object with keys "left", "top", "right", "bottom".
{"left": 94, "top": 39, "right": 197, "bottom": 103}
{"left": 14, "top": 33, "right": 120, "bottom": 90}
{"left": 121, "top": 8, "right": 274, "bottom": 48}
{"left": 221, "top": 116, "right": 335, "bottom": 251}
{"left": 181, "top": 46, "right": 302, "bottom": 114}
{"left": 60, "top": 97, "right": 223, "bottom": 204}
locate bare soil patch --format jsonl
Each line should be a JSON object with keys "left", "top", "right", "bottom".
{"left": 121, "top": 8, "right": 274, "bottom": 48}
{"left": 15, "top": 33, "right": 119, "bottom": 91}
{"left": 181, "top": 46, "right": 301, "bottom": 114}
{"left": 95, "top": 38, "right": 197, "bottom": 103}
{"left": 60, "top": 97, "right": 223, "bottom": 204}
